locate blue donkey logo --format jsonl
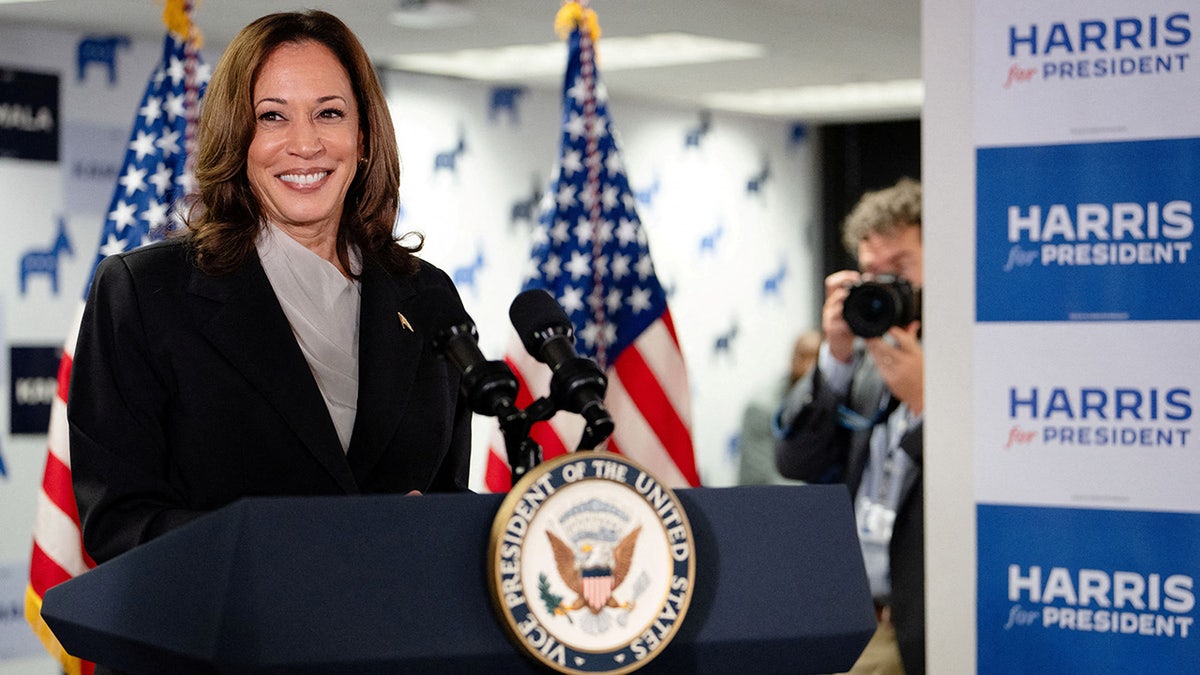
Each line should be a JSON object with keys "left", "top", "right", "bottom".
{"left": 20, "top": 217, "right": 73, "bottom": 296}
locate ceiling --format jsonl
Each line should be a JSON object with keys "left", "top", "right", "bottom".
{"left": 0, "top": 0, "right": 922, "bottom": 121}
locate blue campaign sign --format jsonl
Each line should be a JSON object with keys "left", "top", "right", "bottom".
{"left": 977, "top": 504, "right": 1199, "bottom": 674}
{"left": 976, "top": 137, "right": 1200, "bottom": 322}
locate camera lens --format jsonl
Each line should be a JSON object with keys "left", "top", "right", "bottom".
{"left": 843, "top": 284, "right": 900, "bottom": 338}
{"left": 842, "top": 275, "right": 919, "bottom": 338}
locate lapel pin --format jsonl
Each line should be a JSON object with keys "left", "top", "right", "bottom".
{"left": 397, "top": 312, "right": 414, "bottom": 332}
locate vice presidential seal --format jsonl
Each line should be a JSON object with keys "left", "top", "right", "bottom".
{"left": 488, "top": 452, "right": 696, "bottom": 674}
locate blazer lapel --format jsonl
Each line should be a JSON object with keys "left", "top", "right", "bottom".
{"left": 187, "top": 257, "right": 360, "bottom": 494}
{"left": 345, "top": 260, "right": 425, "bottom": 484}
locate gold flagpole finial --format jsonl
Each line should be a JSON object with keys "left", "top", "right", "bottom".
{"left": 555, "top": 1, "right": 601, "bottom": 42}
{"left": 162, "top": 0, "right": 204, "bottom": 48}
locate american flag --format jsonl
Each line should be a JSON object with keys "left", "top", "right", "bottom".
{"left": 24, "top": 6, "right": 207, "bottom": 672}
{"left": 484, "top": 5, "right": 700, "bottom": 490}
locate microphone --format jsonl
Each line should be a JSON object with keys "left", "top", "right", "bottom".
{"left": 429, "top": 291, "right": 519, "bottom": 418}
{"left": 508, "top": 289, "right": 613, "bottom": 448}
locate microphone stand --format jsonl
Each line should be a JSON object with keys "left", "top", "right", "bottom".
{"left": 494, "top": 398, "right": 549, "bottom": 486}
{"left": 495, "top": 388, "right": 615, "bottom": 488}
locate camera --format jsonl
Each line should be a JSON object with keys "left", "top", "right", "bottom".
{"left": 842, "top": 274, "right": 921, "bottom": 338}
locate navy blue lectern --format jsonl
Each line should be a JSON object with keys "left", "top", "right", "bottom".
{"left": 41, "top": 485, "right": 874, "bottom": 674}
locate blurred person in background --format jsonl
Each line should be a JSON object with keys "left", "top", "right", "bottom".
{"left": 776, "top": 178, "right": 924, "bottom": 674}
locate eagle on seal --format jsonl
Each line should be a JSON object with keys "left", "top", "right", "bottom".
{"left": 547, "top": 525, "right": 642, "bottom": 614}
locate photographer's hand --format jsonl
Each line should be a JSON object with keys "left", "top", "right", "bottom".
{"left": 822, "top": 270, "right": 861, "bottom": 363}
{"left": 866, "top": 321, "right": 923, "bottom": 416}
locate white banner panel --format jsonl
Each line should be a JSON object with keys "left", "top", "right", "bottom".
{"left": 975, "top": 322, "right": 1199, "bottom": 512}
{"left": 975, "top": 0, "right": 1199, "bottom": 147}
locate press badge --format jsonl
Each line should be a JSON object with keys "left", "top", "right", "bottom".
{"left": 855, "top": 494, "right": 897, "bottom": 545}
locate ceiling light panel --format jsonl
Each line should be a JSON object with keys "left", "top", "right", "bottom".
{"left": 384, "top": 32, "right": 765, "bottom": 80}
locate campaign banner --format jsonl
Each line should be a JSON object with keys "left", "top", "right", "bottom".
{"left": 974, "top": 1, "right": 1200, "bottom": 672}
{"left": 978, "top": 504, "right": 1199, "bottom": 674}
{"left": 977, "top": 137, "right": 1200, "bottom": 323}
{"left": 974, "top": 0, "right": 1199, "bottom": 147}
{"left": 8, "top": 346, "right": 60, "bottom": 435}
{"left": 974, "top": 322, "right": 1199, "bottom": 512}
{"left": 0, "top": 68, "right": 59, "bottom": 161}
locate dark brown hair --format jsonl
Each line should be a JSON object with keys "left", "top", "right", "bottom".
{"left": 188, "top": 10, "right": 420, "bottom": 275}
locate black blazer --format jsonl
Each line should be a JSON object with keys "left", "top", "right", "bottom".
{"left": 69, "top": 237, "right": 472, "bottom": 564}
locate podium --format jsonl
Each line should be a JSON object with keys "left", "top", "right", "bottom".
{"left": 42, "top": 485, "right": 874, "bottom": 674}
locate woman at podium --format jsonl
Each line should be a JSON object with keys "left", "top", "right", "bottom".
{"left": 69, "top": 10, "right": 473, "bottom": 566}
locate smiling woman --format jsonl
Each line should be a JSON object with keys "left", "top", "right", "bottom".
{"left": 246, "top": 40, "right": 363, "bottom": 273}
{"left": 67, "top": 10, "right": 475, "bottom": 599}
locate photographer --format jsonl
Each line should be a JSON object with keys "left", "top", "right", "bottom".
{"left": 775, "top": 177, "right": 924, "bottom": 675}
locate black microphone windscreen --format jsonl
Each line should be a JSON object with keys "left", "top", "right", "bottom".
{"left": 509, "top": 289, "right": 572, "bottom": 356}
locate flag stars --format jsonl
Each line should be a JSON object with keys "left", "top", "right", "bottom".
{"left": 139, "top": 96, "right": 163, "bottom": 125}
{"left": 606, "top": 289, "right": 623, "bottom": 313}
{"left": 118, "top": 165, "right": 148, "bottom": 197}
{"left": 584, "top": 151, "right": 603, "bottom": 173}
{"left": 141, "top": 199, "right": 169, "bottom": 231}
{"left": 573, "top": 217, "right": 594, "bottom": 245}
{"left": 164, "top": 92, "right": 186, "bottom": 122}
{"left": 109, "top": 200, "right": 138, "bottom": 231}
{"left": 581, "top": 321, "right": 617, "bottom": 350}
{"left": 611, "top": 252, "right": 631, "bottom": 280}
{"left": 176, "top": 170, "right": 198, "bottom": 197}
{"left": 523, "top": 257, "right": 542, "bottom": 282}
{"left": 628, "top": 286, "right": 652, "bottom": 314}
{"left": 149, "top": 162, "right": 174, "bottom": 196}
{"left": 156, "top": 129, "right": 181, "bottom": 158}
{"left": 559, "top": 286, "right": 585, "bottom": 314}
{"left": 601, "top": 185, "right": 620, "bottom": 211}
{"left": 597, "top": 219, "right": 614, "bottom": 246}
{"left": 565, "top": 250, "right": 592, "bottom": 280}
{"left": 616, "top": 219, "right": 638, "bottom": 246}
{"left": 564, "top": 111, "right": 587, "bottom": 140}
{"left": 129, "top": 131, "right": 157, "bottom": 161}
{"left": 635, "top": 256, "right": 654, "bottom": 280}
{"left": 555, "top": 183, "right": 578, "bottom": 211}
{"left": 562, "top": 149, "right": 584, "bottom": 177}
{"left": 167, "top": 55, "right": 186, "bottom": 86}
{"left": 99, "top": 233, "right": 127, "bottom": 257}
{"left": 579, "top": 322, "right": 599, "bottom": 349}
{"left": 196, "top": 61, "right": 213, "bottom": 86}
{"left": 580, "top": 184, "right": 599, "bottom": 211}
{"left": 551, "top": 219, "right": 571, "bottom": 244}
{"left": 567, "top": 77, "right": 588, "bottom": 106}
{"left": 541, "top": 253, "right": 563, "bottom": 281}
{"left": 605, "top": 150, "right": 623, "bottom": 176}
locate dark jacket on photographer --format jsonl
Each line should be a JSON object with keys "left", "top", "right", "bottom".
{"left": 774, "top": 341, "right": 925, "bottom": 674}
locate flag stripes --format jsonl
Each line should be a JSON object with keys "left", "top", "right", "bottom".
{"left": 24, "top": 10, "right": 206, "bottom": 671}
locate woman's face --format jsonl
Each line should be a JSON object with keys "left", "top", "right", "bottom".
{"left": 247, "top": 40, "right": 362, "bottom": 242}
